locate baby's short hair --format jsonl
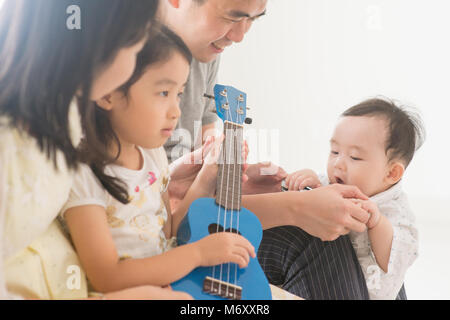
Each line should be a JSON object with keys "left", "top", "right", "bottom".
{"left": 342, "top": 97, "right": 425, "bottom": 168}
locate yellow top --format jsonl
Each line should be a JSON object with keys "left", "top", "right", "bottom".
{"left": 0, "top": 100, "right": 88, "bottom": 299}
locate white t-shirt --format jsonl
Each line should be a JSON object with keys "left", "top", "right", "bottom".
{"left": 61, "top": 146, "right": 175, "bottom": 260}
{"left": 319, "top": 175, "right": 418, "bottom": 300}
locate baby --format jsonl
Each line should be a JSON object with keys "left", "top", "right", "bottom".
{"left": 285, "top": 97, "right": 425, "bottom": 299}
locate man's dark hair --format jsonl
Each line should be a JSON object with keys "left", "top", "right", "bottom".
{"left": 342, "top": 97, "right": 425, "bottom": 168}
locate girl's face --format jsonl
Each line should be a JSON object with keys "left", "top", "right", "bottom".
{"left": 106, "top": 52, "right": 190, "bottom": 149}
{"left": 90, "top": 40, "right": 146, "bottom": 101}
{"left": 327, "top": 116, "right": 393, "bottom": 197}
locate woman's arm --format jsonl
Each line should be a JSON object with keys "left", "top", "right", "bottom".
{"left": 89, "top": 285, "right": 192, "bottom": 300}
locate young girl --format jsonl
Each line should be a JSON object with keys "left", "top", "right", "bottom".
{"left": 60, "top": 26, "right": 256, "bottom": 294}
{"left": 0, "top": 0, "right": 191, "bottom": 300}
{"left": 284, "top": 97, "right": 424, "bottom": 299}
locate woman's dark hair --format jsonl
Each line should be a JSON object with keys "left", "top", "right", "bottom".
{"left": 81, "top": 25, "right": 192, "bottom": 204}
{"left": 0, "top": 0, "right": 158, "bottom": 170}
{"left": 342, "top": 97, "right": 425, "bottom": 168}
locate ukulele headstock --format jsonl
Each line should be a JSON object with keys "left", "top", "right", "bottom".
{"left": 213, "top": 84, "right": 247, "bottom": 126}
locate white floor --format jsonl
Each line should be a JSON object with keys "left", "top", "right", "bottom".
{"left": 403, "top": 198, "right": 450, "bottom": 300}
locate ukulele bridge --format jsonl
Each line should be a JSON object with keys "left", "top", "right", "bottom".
{"left": 203, "top": 276, "right": 242, "bottom": 300}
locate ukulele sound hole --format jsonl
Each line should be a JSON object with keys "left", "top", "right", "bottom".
{"left": 208, "top": 223, "right": 242, "bottom": 236}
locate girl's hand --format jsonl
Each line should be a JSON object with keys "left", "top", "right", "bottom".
{"left": 193, "top": 232, "right": 256, "bottom": 269}
{"left": 285, "top": 169, "right": 321, "bottom": 191}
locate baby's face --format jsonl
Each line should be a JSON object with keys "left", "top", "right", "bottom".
{"left": 327, "top": 116, "right": 392, "bottom": 197}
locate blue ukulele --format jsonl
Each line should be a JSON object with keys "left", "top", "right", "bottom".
{"left": 171, "top": 84, "right": 272, "bottom": 300}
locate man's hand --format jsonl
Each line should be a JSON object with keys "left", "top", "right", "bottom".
{"left": 168, "top": 137, "right": 249, "bottom": 209}
{"left": 291, "top": 184, "right": 370, "bottom": 241}
{"left": 241, "top": 162, "right": 288, "bottom": 195}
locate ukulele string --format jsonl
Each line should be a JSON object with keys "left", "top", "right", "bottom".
{"left": 226, "top": 118, "right": 238, "bottom": 296}
{"left": 233, "top": 100, "right": 244, "bottom": 295}
{"left": 212, "top": 93, "right": 228, "bottom": 292}
{"left": 221, "top": 102, "right": 233, "bottom": 296}
{"left": 212, "top": 136, "right": 225, "bottom": 285}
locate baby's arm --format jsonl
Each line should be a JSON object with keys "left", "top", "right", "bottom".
{"left": 355, "top": 200, "right": 393, "bottom": 272}
{"left": 354, "top": 198, "right": 418, "bottom": 299}
{"left": 65, "top": 205, "right": 254, "bottom": 293}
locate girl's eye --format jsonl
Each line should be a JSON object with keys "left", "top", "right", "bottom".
{"left": 159, "top": 91, "right": 169, "bottom": 97}
{"left": 177, "top": 92, "right": 184, "bottom": 98}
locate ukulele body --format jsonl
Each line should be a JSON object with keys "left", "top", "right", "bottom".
{"left": 171, "top": 197, "right": 272, "bottom": 300}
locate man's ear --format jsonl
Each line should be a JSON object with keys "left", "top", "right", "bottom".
{"left": 96, "top": 94, "right": 114, "bottom": 111}
{"left": 386, "top": 161, "right": 405, "bottom": 185}
{"left": 167, "top": 0, "right": 181, "bottom": 9}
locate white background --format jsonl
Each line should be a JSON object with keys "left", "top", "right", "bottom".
{"left": 220, "top": 0, "right": 450, "bottom": 299}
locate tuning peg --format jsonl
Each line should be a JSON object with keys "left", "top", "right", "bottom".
{"left": 204, "top": 93, "right": 215, "bottom": 100}
{"left": 244, "top": 117, "right": 252, "bottom": 124}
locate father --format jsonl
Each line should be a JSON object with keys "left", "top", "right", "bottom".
{"left": 158, "top": 0, "right": 406, "bottom": 300}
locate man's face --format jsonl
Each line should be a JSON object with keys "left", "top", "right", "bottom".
{"left": 169, "top": 0, "right": 267, "bottom": 63}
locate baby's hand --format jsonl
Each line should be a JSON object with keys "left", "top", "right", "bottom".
{"left": 285, "top": 169, "right": 321, "bottom": 191}
{"left": 194, "top": 232, "right": 256, "bottom": 269}
{"left": 351, "top": 199, "right": 381, "bottom": 230}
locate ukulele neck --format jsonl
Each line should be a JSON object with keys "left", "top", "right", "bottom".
{"left": 215, "top": 121, "right": 244, "bottom": 211}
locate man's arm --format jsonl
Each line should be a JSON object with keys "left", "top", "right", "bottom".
{"left": 242, "top": 184, "right": 370, "bottom": 241}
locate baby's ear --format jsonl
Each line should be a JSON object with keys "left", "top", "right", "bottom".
{"left": 386, "top": 161, "right": 405, "bottom": 185}
{"left": 95, "top": 94, "right": 114, "bottom": 111}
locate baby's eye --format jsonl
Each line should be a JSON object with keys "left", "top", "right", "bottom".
{"left": 331, "top": 150, "right": 339, "bottom": 155}
{"left": 227, "top": 18, "right": 240, "bottom": 23}
{"left": 159, "top": 91, "right": 169, "bottom": 97}
{"left": 351, "top": 156, "right": 363, "bottom": 161}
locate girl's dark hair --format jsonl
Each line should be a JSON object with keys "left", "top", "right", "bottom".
{"left": 342, "top": 97, "right": 425, "bottom": 168}
{"left": 0, "top": 0, "right": 158, "bottom": 170}
{"left": 81, "top": 25, "right": 192, "bottom": 204}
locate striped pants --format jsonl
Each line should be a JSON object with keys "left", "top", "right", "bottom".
{"left": 258, "top": 226, "right": 407, "bottom": 300}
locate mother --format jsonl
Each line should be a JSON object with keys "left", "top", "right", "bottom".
{"left": 0, "top": 0, "right": 190, "bottom": 299}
